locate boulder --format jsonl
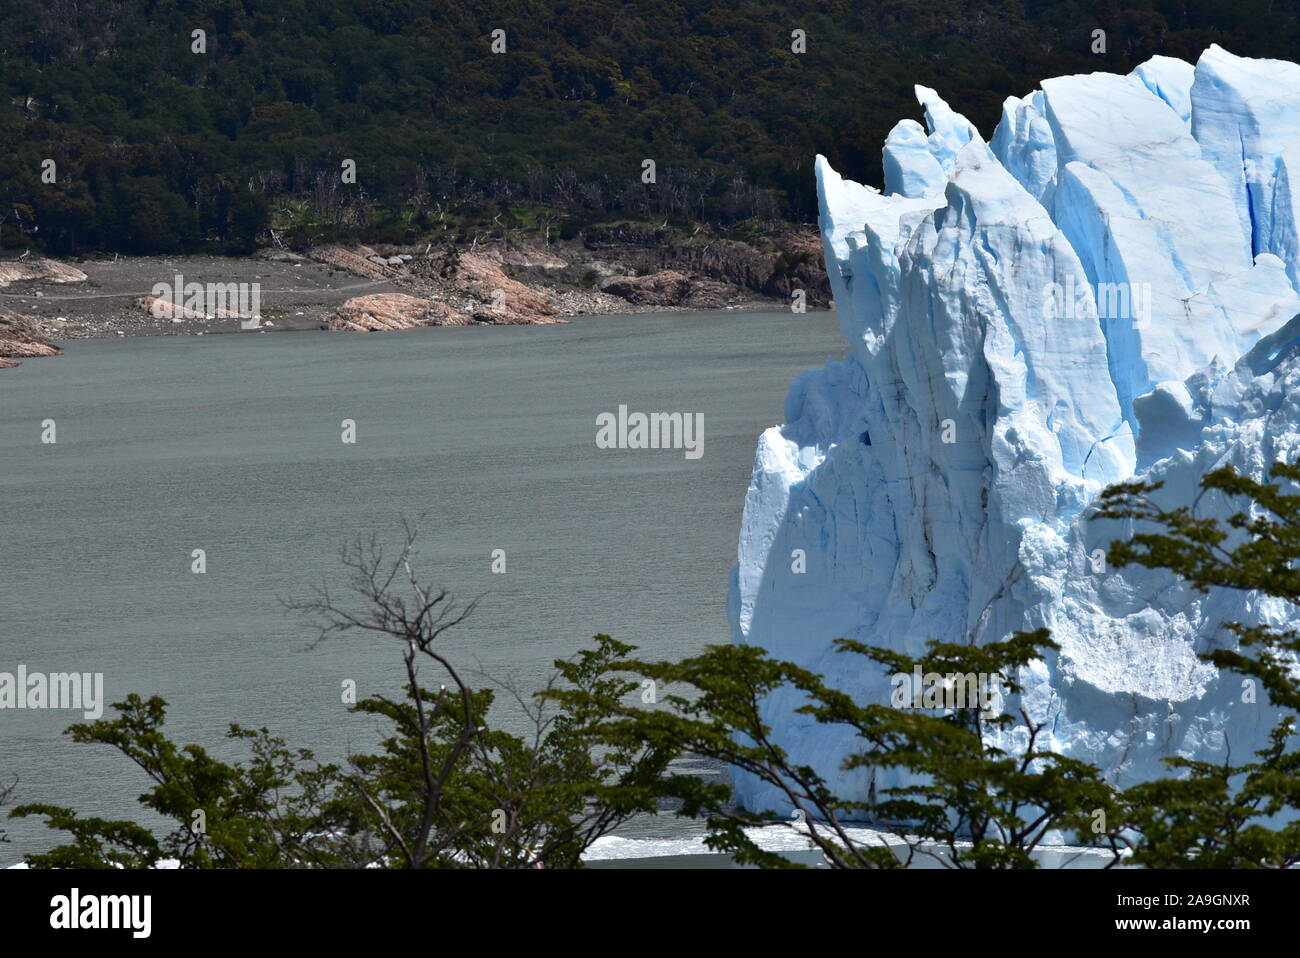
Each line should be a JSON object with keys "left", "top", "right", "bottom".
{"left": 602, "top": 270, "right": 693, "bottom": 306}
{"left": 330, "top": 293, "right": 470, "bottom": 331}
{"left": 499, "top": 243, "right": 569, "bottom": 270}
{"left": 761, "top": 232, "right": 829, "bottom": 303}
{"left": 453, "top": 253, "right": 561, "bottom": 324}
{"left": 0, "top": 309, "right": 61, "bottom": 368}
{"left": 307, "top": 245, "right": 399, "bottom": 280}
{"left": 134, "top": 296, "right": 254, "bottom": 321}
{"left": 0, "top": 257, "right": 88, "bottom": 287}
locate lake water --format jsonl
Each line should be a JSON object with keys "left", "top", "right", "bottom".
{"left": 0, "top": 310, "right": 847, "bottom": 864}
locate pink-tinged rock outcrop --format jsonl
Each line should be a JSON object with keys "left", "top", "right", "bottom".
{"left": 602, "top": 270, "right": 694, "bottom": 306}
{"left": 495, "top": 242, "right": 569, "bottom": 270}
{"left": 0, "top": 309, "right": 61, "bottom": 368}
{"left": 329, "top": 294, "right": 470, "bottom": 331}
{"left": 307, "top": 245, "right": 400, "bottom": 280}
{"left": 402, "top": 250, "right": 565, "bottom": 325}
{"left": 453, "top": 253, "right": 562, "bottom": 324}
{"left": 134, "top": 296, "right": 254, "bottom": 321}
{"left": 0, "top": 257, "right": 88, "bottom": 287}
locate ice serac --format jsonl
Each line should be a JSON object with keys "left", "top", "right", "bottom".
{"left": 1133, "top": 55, "right": 1195, "bottom": 123}
{"left": 990, "top": 90, "right": 1056, "bottom": 203}
{"left": 729, "top": 49, "right": 1300, "bottom": 817}
{"left": 915, "top": 85, "right": 977, "bottom": 176}
{"left": 1191, "top": 45, "right": 1300, "bottom": 285}
{"left": 1038, "top": 70, "right": 1256, "bottom": 428}
{"left": 883, "top": 120, "right": 946, "bottom": 199}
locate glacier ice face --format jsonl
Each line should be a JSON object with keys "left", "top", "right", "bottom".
{"left": 1192, "top": 45, "right": 1300, "bottom": 269}
{"left": 1133, "top": 55, "right": 1195, "bottom": 124}
{"left": 728, "top": 49, "right": 1300, "bottom": 816}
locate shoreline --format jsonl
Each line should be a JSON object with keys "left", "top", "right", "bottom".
{"left": 0, "top": 234, "right": 825, "bottom": 352}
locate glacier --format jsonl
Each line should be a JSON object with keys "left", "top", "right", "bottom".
{"left": 727, "top": 45, "right": 1300, "bottom": 815}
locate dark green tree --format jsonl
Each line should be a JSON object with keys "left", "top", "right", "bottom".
{"left": 5, "top": 0, "right": 1299, "bottom": 253}
{"left": 11, "top": 698, "right": 344, "bottom": 868}
{"left": 550, "top": 630, "right": 1125, "bottom": 868}
{"left": 1097, "top": 462, "right": 1300, "bottom": 868}
{"left": 12, "top": 525, "right": 674, "bottom": 869}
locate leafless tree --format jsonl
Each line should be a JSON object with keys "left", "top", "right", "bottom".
{"left": 688, "top": 168, "right": 716, "bottom": 221}
{"left": 552, "top": 168, "right": 580, "bottom": 207}
{"left": 408, "top": 166, "right": 430, "bottom": 207}
{"left": 289, "top": 520, "right": 482, "bottom": 868}
{"left": 525, "top": 164, "right": 547, "bottom": 204}
{"left": 287, "top": 522, "right": 671, "bottom": 869}
{"left": 578, "top": 179, "right": 605, "bottom": 211}
{"left": 489, "top": 176, "right": 517, "bottom": 205}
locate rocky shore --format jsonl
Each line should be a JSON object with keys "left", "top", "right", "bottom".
{"left": 0, "top": 228, "right": 830, "bottom": 361}
{"left": 0, "top": 309, "right": 62, "bottom": 368}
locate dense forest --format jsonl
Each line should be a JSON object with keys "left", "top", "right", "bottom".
{"left": 1, "top": 0, "right": 1298, "bottom": 254}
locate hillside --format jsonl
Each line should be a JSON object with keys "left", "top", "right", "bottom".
{"left": 3, "top": 0, "right": 1299, "bottom": 255}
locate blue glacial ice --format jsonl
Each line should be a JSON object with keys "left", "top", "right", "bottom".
{"left": 728, "top": 46, "right": 1300, "bottom": 815}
